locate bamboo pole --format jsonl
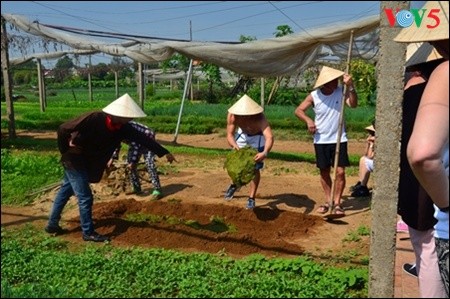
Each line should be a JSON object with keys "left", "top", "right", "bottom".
{"left": 328, "top": 30, "right": 354, "bottom": 215}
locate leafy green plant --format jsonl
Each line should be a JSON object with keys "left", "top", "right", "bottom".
{"left": 2, "top": 93, "right": 375, "bottom": 137}
{"left": 2, "top": 225, "right": 367, "bottom": 298}
{"left": 1, "top": 149, "right": 63, "bottom": 205}
{"left": 357, "top": 225, "right": 370, "bottom": 236}
{"left": 343, "top": 225, "right": 370, "bottom": 243}
{"left": 224, "top": 146, "right": 257, "bottom": 187}
{"left": 123, "top": 213, "right": 236, "bottom": 234}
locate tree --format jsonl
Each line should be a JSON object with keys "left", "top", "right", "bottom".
{"left": 229, "top": 36, "right": 258, "bottom": 99}
{"left": 110, "top": 57, "right": 132, "bottom": 77}
{"left": 274, "top": 25, "right": 294, "bottom": 37}
{"left": 160, "top": 53, "right": 190, "bottom": 71}
{"left": 90, "top": 63, "right": 109, "bottom": 80}
{"left": 200, "top": 63, "right": 223, "bottom": 101}
{"left": 239, "top": 35, "right": 256, "bottom": 43}
{"left": 333, "top": 59, "right": 377, "bottom": 106}
{"left": 53, "top": 56, "right": 74, "bottom": 83}
{"left": 268, "top": 25, "right": 294, "bottom": 104}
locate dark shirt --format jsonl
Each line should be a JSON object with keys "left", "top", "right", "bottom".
{"left": 58, "top": 111, "right": 169, "bottom": 183}
{"left": 398, "top": 82, "right": 436, "bottom": 230}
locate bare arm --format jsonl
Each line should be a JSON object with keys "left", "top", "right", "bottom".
{"left": 256, "top": 117, "right": 274, "bottom": 162}
{"left": 295, "top": 94, "right": 316, "bottom": 134}
{"left": 365, "top": 136, "right": 375, "bottom": 159}
{"left": 343, "top": 74, "right": 358, "bottom": 108}
{"left": 226, "top": 113, "right": 239, "bottom": 150}
{"left": 407, "top": 61, "right": 449, "bottom": 209}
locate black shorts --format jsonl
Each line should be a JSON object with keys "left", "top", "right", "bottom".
{"left": 314, "top": 143, "right": 350, "bottom": 169}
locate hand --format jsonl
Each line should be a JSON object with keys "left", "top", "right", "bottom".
{"left": 166, "top": 153, "right": 176, "bottom": 164}
{"left": 343, "top": 74, "right": 353, "bottom": 86}
{"left": 106, "top": 158, "right": 114, "bottom": 168}
{"left": 67, "top": 139, "right": 83, "bottom": 154}
{"left": 306, "top": 121, "right": 317, "bottom": 134}
{"left": 255, "top": 152, "right": 267, "bottom": 162}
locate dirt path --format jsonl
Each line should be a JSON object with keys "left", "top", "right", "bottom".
{"left": 1, "top": 131, "right": 371, "bottom": 260}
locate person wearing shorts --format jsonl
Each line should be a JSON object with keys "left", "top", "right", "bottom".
{"left": 223, "top": 94, "right": 274, "bottom": 210}
{"left": 295, "top": 66, "right": 358, "bottom": 216}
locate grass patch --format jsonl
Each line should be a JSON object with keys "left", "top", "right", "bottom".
{"left": 1, "top": 225, "right": 368, "bottom": 298}
{"left": 343, "top": 225, "right": 371, "bottom": 243}
{"left": 124, "top": 213, "right": 236, "bottom": 234}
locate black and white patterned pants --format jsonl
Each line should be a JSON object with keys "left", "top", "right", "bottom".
{"left": 127, "top": 146, "right": 161, "bottom": 192}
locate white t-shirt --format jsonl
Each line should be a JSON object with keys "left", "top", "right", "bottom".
{"left": 311, "top": 86, "right": 348, "bottom": 144}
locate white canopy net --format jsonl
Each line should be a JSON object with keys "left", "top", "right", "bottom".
{"left": 3, "top": 13, "right": 380, "bottom": 77}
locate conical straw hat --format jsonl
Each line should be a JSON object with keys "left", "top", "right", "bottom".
{"left": 405, "top": 42, "right": 443, "bottom": 67}
{"left": 228, "top": 94, "right": 263, "bottom": 115}
{"left": 394, "top": 1, "right": 448, "bottom": 43}
{"left": 365, "top": 125, "right": 375, "bottom": 133}
{"left": 102, "top": 93, "right": 147, "bottom": 118}
{"left": 313, "top": 66, "right": 345, "bottom": 89}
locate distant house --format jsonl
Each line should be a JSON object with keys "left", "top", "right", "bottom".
{"left": 43, "top": 69, "right": 54, "bottom": 79}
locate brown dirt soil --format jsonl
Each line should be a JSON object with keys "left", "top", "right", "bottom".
{"left": 1, "top": 131, "right": 372, "bottom": 261}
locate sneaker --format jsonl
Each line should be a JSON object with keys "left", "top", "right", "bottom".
{"left": 45, "top": 225, "right": 68, "bottom": 235}
{"left": 403, "top": 263, "right": 418, "bottom": 278}
{"left": 246, "top": 198, "right": 256, "bottom": 209}
{"left": 396, "top": 219, "right": 409, "bottom": 233}
{"left": 224, "top": 184, "right": 238, "bottom": 200}
{"left": 151, "top": 189, "right": 162, "bottom": 200}
{"left": 82, "top": 232, "right": 110, "bottom": 242}
{"left": 349, "top": 181, "right": 361, "bottom": 192}
{"left": 125, "top": 187, "right": 143, "bottom": 195}
{"left": 351, "top": 185, "right": 370, "bottom": 197}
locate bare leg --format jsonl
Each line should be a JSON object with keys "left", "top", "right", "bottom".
{"left": 358, "top": 157, "right": 371, "bottom": 186}
{"left": 333, "top": 166, "right": 346, "bottom": 206}
{"left": 319, "top": 167, "right": 332, "bottom": 204}
{"left": 249, "top": 170, "right": 260, "bottom": 199}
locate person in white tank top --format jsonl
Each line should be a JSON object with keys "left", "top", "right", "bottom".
{"left": 295, "top": 66, "right": 358, "bottom": 216}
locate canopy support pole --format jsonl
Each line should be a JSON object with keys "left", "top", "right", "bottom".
{"left": 173, "top": 59, "right": 194, "bottom": 143}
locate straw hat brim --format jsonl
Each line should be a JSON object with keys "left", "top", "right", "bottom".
{"left": 405, "top": 42, "right": 443, "bottom": 67}
{"left": 228, "top": 94, "right": 264, "bottom": 115}
{"left": 394, "top": 1, "right": 449, "bottom": 43}
{"left": 365, "top": 125, "right": 375, "bottom": 133}
{"left": 313, "top": 66, "right": 345, "bottom": 89}
{"left": 102, "top": 93, "right": 147, "bottom": 118}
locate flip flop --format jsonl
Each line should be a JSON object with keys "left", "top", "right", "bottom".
{"left": 323, "top": 205, "right": 346, "bottom": 220}
{"left": 323, "top": 213, "right": 346, "bottom": 220}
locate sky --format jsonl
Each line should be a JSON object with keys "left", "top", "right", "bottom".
{"left": 1, "top": 1, "right": 381, "bottom": 41}
{"left": 0, "top": 1, "right": 423, "bottom": 67}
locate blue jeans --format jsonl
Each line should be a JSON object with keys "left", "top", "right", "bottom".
{"left": 47, "top": 168, "right": 94, "bottom": 236}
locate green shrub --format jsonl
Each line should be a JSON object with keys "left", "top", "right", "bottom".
{"left": 146, "top": 84, "right": 155, "bottom": 96}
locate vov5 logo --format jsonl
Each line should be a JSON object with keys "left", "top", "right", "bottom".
{"left": 384, "top": 8, "right": 441, "bottom": 28}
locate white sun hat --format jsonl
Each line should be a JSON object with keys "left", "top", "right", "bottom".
{"left": 228, "top": 94, "right": 264, "bottom": 115}
{"left": 394, "top": 1, "right": 449, "bottom": 43}
{"left": 313, "top": 66, "right": 345, "bottom": 89}
{"left": 102, "top": 93, "right": 147, "bottom": 118}
{"left": 405, "top": 42, "right": 443, "bottom": 67}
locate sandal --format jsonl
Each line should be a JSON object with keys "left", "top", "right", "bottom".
{"left": 333, "top": 205, "right": 345, "bottom": 215}
{"left": 316, "top": 204, "right": 330, "bottom": 214}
